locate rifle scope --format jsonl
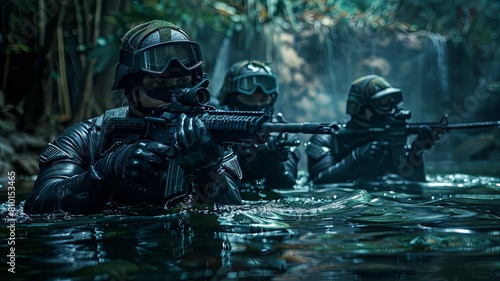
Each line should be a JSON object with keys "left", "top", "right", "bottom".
{"left": 171, "top": 79, "right": 211, "bottom": 106}
{"left": 173, "top": 87, "right": 211, "bottom": 106}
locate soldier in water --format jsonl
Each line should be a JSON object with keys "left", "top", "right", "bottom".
{"left": 218, "top": 60, "right": 300, "bottom": 190}
{"left": 24, "top": 20, "right": 243, "bottom": 215}
{"left": 306, "top": 74, "right": 440, "bottom": 184}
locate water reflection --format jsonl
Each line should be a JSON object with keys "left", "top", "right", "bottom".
{"left": 1, "top": 173, "right": 500, "bottom": 280}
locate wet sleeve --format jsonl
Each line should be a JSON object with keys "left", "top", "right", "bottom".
{"left": 23, "top": 120, "right": 118, "bottom": 215}
{"left": 263, "top": 146, "right": 300, "bottom": 189}
{"left": 306, "top": 134, "right": 362, "bottom": 184}
{"left": 190, "top": 150, "right": 243, "bottom": 205}
{"left": 236, "top": 134, "right": 301, "bottom": 189}
{"left": 398, "top": 146, "right": 427, "bottom": 182}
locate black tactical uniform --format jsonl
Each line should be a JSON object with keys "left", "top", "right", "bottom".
{"left": 307, "top": 75, "right": 438, "bottom": 184}
{"left": 24, "top": 20, "right": 242, "bottom": 215}
{"left": 218, "top": 60, "right": 300, "bottom": 189}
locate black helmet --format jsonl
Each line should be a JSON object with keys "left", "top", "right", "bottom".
{"left": 346, "top": 74, "right": 404, "bottom": 124}
{"left": 218, "top": 60, "right": 279, "bottom": 111}
{"left": 112, "top": 20, "right": 204, "bottom": 91}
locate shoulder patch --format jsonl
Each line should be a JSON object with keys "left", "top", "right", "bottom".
{"left": 305, "top": 142, "right": 331, "bottom": 161}
{"left": 222, "top": 152, "right": 243, "bottom": 180}
{"left": 38, "top": 143, "right": 73, "bottom": 164}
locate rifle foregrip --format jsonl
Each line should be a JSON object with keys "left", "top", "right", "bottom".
{"left": 198, "top": 112, "right": 271, "bottom": 144}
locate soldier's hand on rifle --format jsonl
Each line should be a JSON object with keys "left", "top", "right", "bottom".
{"left": 413, "top": 125, "right": 440, "bottom": 150}
{"left": 261, "top": 133, "right": 290, "bottom": 161}
{"left": 174, "top": 113, "right": 224, "bottom": 174}
{"left": 108, "top": 139, "right": 170, "bottom": 187}
{"left": 236, "top": 142, "right": 258, "bottom": 162}
{"left": 237, "top": 133, "right": 294, "bottom": 163}
{"left": 353, "top": 141, "right": 389, "bottom": 162}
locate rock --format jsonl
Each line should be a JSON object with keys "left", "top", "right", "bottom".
{"left": 0, "top": 133, "right": 42, "bottom": 177}
{"left": 11, "top": 153, "right": 40, "bottom": 176}
{"left": 8, "top": 131, "right": 48, "bottom": 152}
{"left": 0, "top": 136, "right": 15, "bottom": 160}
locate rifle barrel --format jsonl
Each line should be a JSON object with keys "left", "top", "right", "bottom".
{"left": 261, "top": 120, "right": 500, "bottom": 137}
{"left": 260, "top": 122, "right": 341, "bottom": 134}
{"left": 406, "top": 120, "right": 500, "bottom": 131}
{"left": 440, "top": 121, "right": 500, "bottom": 130}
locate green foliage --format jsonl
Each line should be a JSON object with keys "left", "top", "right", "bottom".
{"left": 4, "top": 0, "right": 499, "bottom": 54}
{"left": 7, "top": 0, "right": 38, "bottom": 12}
{"left": 109, "top": 0, "right": 499, "bottom": 48}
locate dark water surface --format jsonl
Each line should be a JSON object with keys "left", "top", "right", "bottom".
{"left": 1, "top": 164, "right": 500, "bottom": 281}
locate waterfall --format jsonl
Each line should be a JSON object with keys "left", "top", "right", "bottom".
{"left": 208, "top": 37, "right": 231, "bottom": 106}
{"left": 429, "top": 33, "right": 450, "bottom": 103}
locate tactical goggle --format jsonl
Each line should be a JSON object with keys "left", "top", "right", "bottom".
{"left": 231, "top": 73, "right": 279, "bottom": 96}
{"left": 347, "top": 88, "right": 403, "bottom": 115}
{"left": 370, "top": 88, "right": 403, "bottom": 112}
{"left": 120, "top": 41, "right": 203, "bottom": 74}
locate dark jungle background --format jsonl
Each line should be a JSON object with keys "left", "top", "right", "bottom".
{"left": 1, "top": 0, "right": 500, "bottom": 179}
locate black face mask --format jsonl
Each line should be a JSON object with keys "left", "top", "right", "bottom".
{"left": 141, "top": 87, "right": 174, "bottom": 103}
{"left": 138, "top": 71, "right": 193, "bottom": 103}
{"left": 143, "top": 78, "right": 210, "bottom": 104}
{"left": 227, "top": 95, "right": 275, "bottom": 113}
{"left": 369, "top": 107, "right": 411, "bottom": 125}
{"left": 125, "top": 85, "right": 176, "bottom": 116}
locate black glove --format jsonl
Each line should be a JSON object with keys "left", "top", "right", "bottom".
{"left": 174, "top": 114, "right": 224, "bottom": 174}
{"left": 236, "top": 142, "right": 258, "bottom": 162}
{"left": 257, "top": 134, "right": 286, "bottom": 160}
{"left": 353, "top": 140, "right": 389, "bottom": 162}
{"left": 239, "top": 133, "right": 293, "bottom": 165}
{"left": 108, "top": 139, "right": 169, "bottom": 187}
{"left": 413, "top": 125, "right": 440, "bottom": 150}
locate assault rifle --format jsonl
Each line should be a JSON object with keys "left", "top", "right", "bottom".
{"left": 99, "top": 82, "right": 500, "bottom": 154}
{"left": 331, "top": 111, "right": 500, "bottom": 148}
{"left": 99, "top": 81, "right": 340, "bottom": 154}
{"left": 99, "top": 104, "right": 341, "bottom": 154}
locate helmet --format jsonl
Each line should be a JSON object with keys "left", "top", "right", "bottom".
{"left": 112, "top": 20, "right": 204, "bottom": 91}
{"left": 218, "top": 60, "right": 279, "bottom": 111}
{"left": 346, "top": 74, "right": 404, "bottom": 124}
